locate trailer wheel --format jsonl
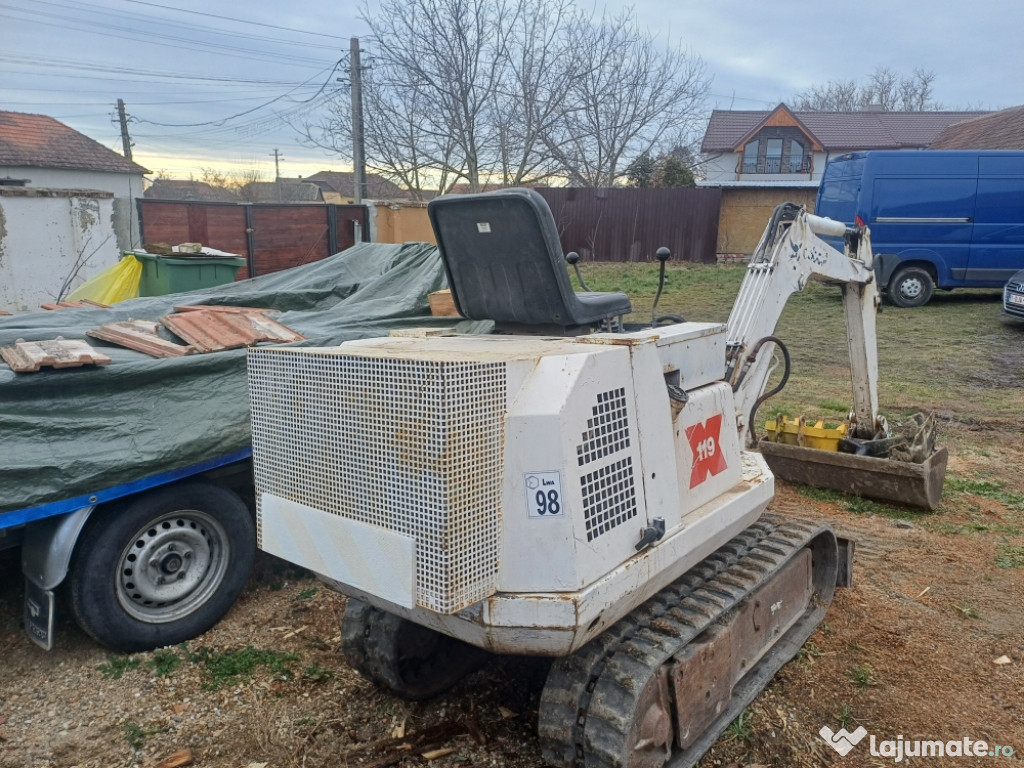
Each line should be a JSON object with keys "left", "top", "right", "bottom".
{"left": 887, "top": 265, "right": 934, "bottom": 307}
{"left": 67, "top": 481, "right": 255, "bottom": 652}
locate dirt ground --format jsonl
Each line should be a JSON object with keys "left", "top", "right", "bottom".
{"left": 0, "top": 418, "right": 1021, "bottom": 768}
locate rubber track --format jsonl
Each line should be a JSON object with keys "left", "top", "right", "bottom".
{"left": 341, "top": 599, "right": 489, "bottom": 701}
{"left": 538, "top": 515, "right": 837, "bottom": 768}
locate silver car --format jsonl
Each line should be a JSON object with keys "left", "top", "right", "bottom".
{"left": 1004, "top": 269, "right": 1024, "bottom": 320}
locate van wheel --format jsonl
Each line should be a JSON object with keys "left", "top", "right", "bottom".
{"left": 888, "top": 266, "right": 934, "bottom": 308}
{"left": 67, "top": 482, "right": 255, "bottom": 652}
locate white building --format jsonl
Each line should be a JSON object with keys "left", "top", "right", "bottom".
{"left": 0, "top": 111, "right": 149, "bottom": 310}
{"left": 0, "top": 111, "right": 149, "bottom": 252}
{"left": 700, "top": 104, "right": 988, "bottom": 187}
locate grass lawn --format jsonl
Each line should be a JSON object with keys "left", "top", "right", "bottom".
{"left": 574, "top": 261, "right": 1022, "bottom": 426}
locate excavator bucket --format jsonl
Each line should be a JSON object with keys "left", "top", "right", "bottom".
{"left": 758, "top": 440, "right": 948, "bottom": 510}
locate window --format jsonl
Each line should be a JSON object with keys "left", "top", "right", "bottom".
{"left": 741, "top": 141, "right": 758, "bottom": 173}
{"left": 788, "top": 140, "right": 805, "bottom": 173}
{"left": 739, "top": 131, "right": 811, "bottom": 175}
{"left": 764, "top": 139, "right": 783, "bottom": 173}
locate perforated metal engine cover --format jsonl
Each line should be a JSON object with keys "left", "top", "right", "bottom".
{"left": 249, "top": 347, "right": 506, "bottom": 614}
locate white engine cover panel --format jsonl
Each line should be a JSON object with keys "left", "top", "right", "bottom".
{"left": 500, "top": 345, "right": 650, "bottom": 592}
{"left": 260, "top": 492, "right": 416, "bottom": 608}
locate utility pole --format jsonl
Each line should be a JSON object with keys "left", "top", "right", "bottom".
{"left": 269, "top": 149, "right": 283, "bottom": 181}
{"left": 270, "top": 149, "right": 283, "bottom": 202}
{"left": 117, "top": 99, "right": 133, "bottom": 161}
{"left": 350, "top": 37, "right": 365, "bottom": 205}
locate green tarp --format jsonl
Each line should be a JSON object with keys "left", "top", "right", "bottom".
{"left": 0, "top": 242, "right": 475, "bottom": 516}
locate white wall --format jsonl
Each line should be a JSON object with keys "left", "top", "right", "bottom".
{"left": 702, "top": 151, "right": 831, "bottom": 183}
{"left": 0, "top": 166, "right": 145, "bottom": 252}
{"left": 0, "top": 189, "right": 121, "bottom": 311}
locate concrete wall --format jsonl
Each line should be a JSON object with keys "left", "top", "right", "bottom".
{"left": 0, "top": 166, "right": 145, "bottom": 252}
{"left": 716, "top": 187, "right": 818, "bottom": 256}
{"left": 373, "top": 201, "right": 435, "bottom": 244}
{"left": 0, "top": 188, "right": 121, "bottom": 311}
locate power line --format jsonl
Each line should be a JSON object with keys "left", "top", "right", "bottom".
{"left": 0, "top": 55, "right": 319, "bottom": 85}
{"left": 0, "top": 0, "right": 341, "bottom": 51}
{"left": 0, "top": 6, "right": 332, "bottom": 67}
{"left": 133, "top": 61, "right": 343, "bottom": 128}
{"left": 121, "top": 0, "right": 348, "bottom": 41}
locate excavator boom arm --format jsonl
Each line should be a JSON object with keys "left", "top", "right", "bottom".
{"left": 725, "top": 204, "right": 881, "bottom": 446}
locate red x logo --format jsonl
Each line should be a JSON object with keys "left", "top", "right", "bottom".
{"left": 685, "top": 414, "right": 729, "bottom": 489}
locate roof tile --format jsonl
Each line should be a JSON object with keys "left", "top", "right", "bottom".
{"left": 0, "top": 111, "right": 149, "bottom": 174}
{"left": 702, "top": 107, "right": 990, "bottom": 153}
{"left": 929, "top": 105, "right": 1024, "bottom": 149}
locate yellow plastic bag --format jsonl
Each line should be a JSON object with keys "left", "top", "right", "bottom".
{"left": 67, "top": 254, "right": 143, "bottom": 304}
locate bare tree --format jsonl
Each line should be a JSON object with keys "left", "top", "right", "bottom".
{"left": 545, "top": 8, "right": 709, "bottom": 186}
{"left": 492, "top": 0, "right": 579, "bottom": 186}
{"left": 368, "top": 0, "right": 518, "bottom": 192}
{"left": 794, "top": 67, "right": 942, "bottom": 111}
{"left": 308, "top": 77, "right": 448, "bottom": 199}
{"left": 302, "top": 0, "right": 710, "bottom": 193}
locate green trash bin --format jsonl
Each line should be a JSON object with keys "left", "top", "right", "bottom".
{"left": 132, "top": 251, "right": 247, "bottom": 297}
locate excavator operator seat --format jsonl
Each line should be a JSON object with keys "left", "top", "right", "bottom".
{"left": 427, "top": 187, "right": 631, "bottom": 334}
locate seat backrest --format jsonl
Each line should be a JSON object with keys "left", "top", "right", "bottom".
{"left": 427, "top": 188, "right": 591, "bottom": 329}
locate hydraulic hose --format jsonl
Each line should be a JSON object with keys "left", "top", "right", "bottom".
{"left": 743, "top": 336, "right": 791, "bottom": 443}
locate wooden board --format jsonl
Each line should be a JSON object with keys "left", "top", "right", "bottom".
{"left": 172, "top": 304, "right": 278, "bottom": 314}
{"left": 428, "top": 289, "right": 460, "bottom": 317}
{"left": 1, "top": 338, "right": 112, "bottom": 372}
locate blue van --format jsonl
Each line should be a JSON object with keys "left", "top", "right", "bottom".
{"left": 815, "top": 150, "right": 1024, "bottom": 307}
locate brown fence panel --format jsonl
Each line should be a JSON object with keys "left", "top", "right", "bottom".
{"left": 534, "top": 187, "right": 721, "bottom": 263}
{"left": 329, "top": 205, "right": 368, "bottom": 256}
{"left": 138, "top": 200, "right": 250, "bottom": 270}
{"left": 249, "top": 205, "right": 330, "bottom": 276}
{"left": 139, "top": 201, "right": 369, "bottom": 280}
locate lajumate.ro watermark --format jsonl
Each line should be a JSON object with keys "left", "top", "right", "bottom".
{"left": 819, "top": 725, "right": 1016, "bottom": 761}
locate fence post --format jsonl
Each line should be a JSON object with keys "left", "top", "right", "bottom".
{"left": 244, "top": 204, "right": 257, "bottom": 278}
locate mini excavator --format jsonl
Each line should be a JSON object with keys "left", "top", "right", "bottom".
{"left": 247, "top": 190, "right": 935, "bottom": 767}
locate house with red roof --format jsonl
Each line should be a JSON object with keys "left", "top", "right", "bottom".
{"left": 0, "top": 111, "right": 149, "bottom": 252}
{"left": 697, "top": 104, "right": 989, "bottom": 257}
{"left": 0, "top": 112, "right": 151, "bottom": 309}
{"left": 700, "top": 103, "right": 988, "bottom": 187}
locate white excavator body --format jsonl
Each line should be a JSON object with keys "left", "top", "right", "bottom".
{"left": 251, "top": 323, "right": 769, "bottom": 655}
{"left": 246, "top": 191, "right": 902, "bottom": 767}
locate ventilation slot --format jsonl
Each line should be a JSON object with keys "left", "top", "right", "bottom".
{"left": 576, "top": 387, "right": 630, "bottom": 466}
{"left": 580, "top": 457, "right": 637, "bottom": 542}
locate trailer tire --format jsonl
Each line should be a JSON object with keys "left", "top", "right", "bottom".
{"left": 887, "top": 265, "right": 934, "bottom": 308}
{"left": 67, "top": 481, "right": 255, "bottom": 652}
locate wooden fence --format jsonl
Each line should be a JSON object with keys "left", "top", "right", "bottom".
{"left": 138, "top": 200, "right": 368, "bottom": 279}
{"left": 535, "top": 187, "right": 722, "bottom": 263}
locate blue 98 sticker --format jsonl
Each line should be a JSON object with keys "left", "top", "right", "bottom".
{"left": 525, "top": 471, "right": 563, "bottom": 517}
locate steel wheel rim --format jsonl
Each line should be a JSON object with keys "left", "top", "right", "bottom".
{"left": 116, "top": 509, "right": 230, "bottom": 623}
{"left": 900, "top": 277, "right": 923, "bottom": 299}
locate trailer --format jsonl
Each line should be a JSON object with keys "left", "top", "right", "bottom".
{"left": 3, "top": 449, "right": 255, "bottom": 650}
{"left": 0, "top": 241, "right": 453, "bottom": 650}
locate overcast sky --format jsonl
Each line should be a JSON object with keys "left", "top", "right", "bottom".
{"left": 2, "top": 0, "right": 1022, "bottom": 180}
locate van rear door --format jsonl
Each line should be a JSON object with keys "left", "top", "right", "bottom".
{"left": 970, "top": 155, "right": 1024, "bottom": 285}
